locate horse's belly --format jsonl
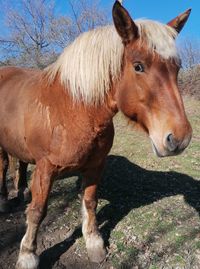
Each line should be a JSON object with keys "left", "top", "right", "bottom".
{"left": 0, "top": 125, "right": 34, "bottom": 163}
{"left": 0, "top": 73, "right": 37, "bottom": 163}
{"left": 0, "top": 101, "right": 34, "bottom": 163}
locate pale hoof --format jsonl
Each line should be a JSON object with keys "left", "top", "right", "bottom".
{"left": 16, "top": 253, "right": 39, "bottom": 269}
{"left": 86, "top": 235, "right": 107, "bottom": 263}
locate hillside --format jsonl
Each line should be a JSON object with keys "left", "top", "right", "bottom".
{"left": 179, "top": 65, "right": 200, "bottom": 99}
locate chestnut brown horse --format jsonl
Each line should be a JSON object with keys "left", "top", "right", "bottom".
{"left": 0, "top": 150, "right": 29, "bottom": 212}
{"left": 0, "top": 1, "right": 192, "bottom": 268}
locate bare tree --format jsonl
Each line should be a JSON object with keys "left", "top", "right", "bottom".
{"left": 0, "top": 0, "right": 59, "bottom": 67}
{"left": 178, "top": 38, "right": 200, "bottom": 98}
{"left": 67, "top": 0, "right": 108, "bottom": 37}
{"left": 179, "top": 38, "right": 200, "bottom": 69}
{"left": 0, "top": 0, "right": 109, "bottom": 68}
{"left": 49, "top": 0, "right": 109, "bottom": 50}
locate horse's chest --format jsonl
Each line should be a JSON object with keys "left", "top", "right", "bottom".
{"left": 48, "top": 122, "right": 114, "bottom": 169}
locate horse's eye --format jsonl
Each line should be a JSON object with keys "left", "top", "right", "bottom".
{"left": 134, "top": 63, "right": 145, "bottom": 73}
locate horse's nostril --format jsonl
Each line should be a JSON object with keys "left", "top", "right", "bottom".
{"left": 166, "top": 133, "right": 178, "bottom": 152}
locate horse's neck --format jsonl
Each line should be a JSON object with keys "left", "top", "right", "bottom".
{"left": 40, "top": 77, "right": 118, "bottom": 128}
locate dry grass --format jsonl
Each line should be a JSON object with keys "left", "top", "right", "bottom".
{"left": 179, "top": 65, "right": 200, "bottom": 100}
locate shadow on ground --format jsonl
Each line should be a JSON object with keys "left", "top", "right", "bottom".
{"left": 0, "top": 155, "right": 200, "bottom": 269}
{"left": 1, "top": 155, "right": 199, "bottom": 268}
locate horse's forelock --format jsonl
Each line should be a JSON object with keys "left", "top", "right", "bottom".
{"left": 136, "top": 20, "right": 178, "bottom": 60}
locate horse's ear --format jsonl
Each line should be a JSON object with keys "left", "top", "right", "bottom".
{"left": 112, "top": 1, "right": 138, "bottom": 45}
{"left": 167, "top": 9, "right": 191, "bottom": 34}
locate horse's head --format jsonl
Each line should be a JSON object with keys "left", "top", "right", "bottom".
{"left": 112, "top": 1, "right": 192, "bottom": 157}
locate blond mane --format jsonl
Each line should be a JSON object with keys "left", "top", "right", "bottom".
{"left": 45, "top": 20, "right": 178, "bottom": 105}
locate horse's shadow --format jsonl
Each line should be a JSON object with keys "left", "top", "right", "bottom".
{"left": 39, "top": 155, "right": 200, "bottom": 268}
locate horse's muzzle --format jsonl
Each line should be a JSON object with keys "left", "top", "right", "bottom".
{"left": 151, "top": 130, "right": 192, "bottom": 157}
{"left": 165, "top": 132, "right": 192, "bottom": 155}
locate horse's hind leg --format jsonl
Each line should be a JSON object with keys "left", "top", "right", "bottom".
{"left": 15, "top": 161, "right": 30, "bottom": 202}
{"left": 16, "top": 159, "right": 55, "bottom": 269}
{"left": 9, "top": 156, "right": 30, "bottom": 202}
{"left": 82, "top": 165, "right": 106, "bottom": 263}
{"left": 0, "top": 148, "right": 9, "bottom": 212}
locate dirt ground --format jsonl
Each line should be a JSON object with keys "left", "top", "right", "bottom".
{"left": 0, "top": 178, "right": 112, "bottom": 269}
{"left": 1, "top": 152, "right": 200, "bottom": 269}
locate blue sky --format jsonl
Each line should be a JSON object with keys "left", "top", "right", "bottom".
{"left": 55, "top": 0, "right": 199, "bottom": 39}
{"left": 0, "top": 0, "right": 199, "bottom": 40}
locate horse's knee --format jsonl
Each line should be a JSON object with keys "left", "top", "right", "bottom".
{"left": 84, "top": 199, "right": 97, "bottom": 210}
{"left": 18, "top": 205, "right": 46, "bottom": 261}
{"left": 17, "top": 160, "right": 54, "bottom": 268}
{"left": 17, "top": 204, "right": 46, "bottom": 269}
{"left": 26, "top": 203, "right": 47, "bottom": 225}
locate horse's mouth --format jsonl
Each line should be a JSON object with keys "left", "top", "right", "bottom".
{"left": 150, "top": 140, "right": 164, "bottom": 157}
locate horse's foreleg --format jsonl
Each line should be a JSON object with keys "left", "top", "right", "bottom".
{"left": 16, "top": 159, "right": 55, "bottom": 269}
{"left": 0, "top": 148, "right": 9, "bottom": 212}
{"left": 82, "top": 167, "right": 106, "bottom": 263}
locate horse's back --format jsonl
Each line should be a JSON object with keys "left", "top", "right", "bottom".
{"left": 0, "top": 66, "right": 22, "bottom": 79}
{"left": 0, "top": 66, "right": 41, "bottom": 86}
{"left": 0, "top": 66, "right": 42, "bottom": 117}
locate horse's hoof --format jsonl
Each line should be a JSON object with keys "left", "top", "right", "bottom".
{"left": 0, "top": 200, "right": 10, "bottom": 213}
{"left": 86, "top": 235, "right": 107, "bottom": 263}
{"left": 16, "top": 253, "right": 39, "bottom": 269}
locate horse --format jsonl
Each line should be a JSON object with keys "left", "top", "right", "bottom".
{"left": 0, "top": 149, "right": 29, "bottom": 212}
{"left": 0, "top": 1, "right": 192, "bottom": 268}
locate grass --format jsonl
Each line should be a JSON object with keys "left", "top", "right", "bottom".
{"left": 44, "top": 96, "right": 200, "bottom": 269}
